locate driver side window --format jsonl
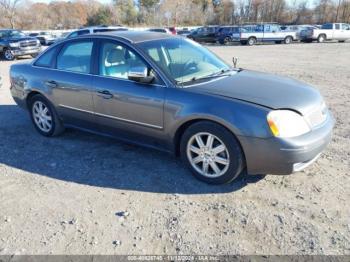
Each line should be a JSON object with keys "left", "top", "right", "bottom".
{"left": 99, "top": 41, "right": 147, "bottom": 79}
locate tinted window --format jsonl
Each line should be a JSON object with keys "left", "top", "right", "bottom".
{"left": 57, "top": 41, "right": 93, "bottom": 73}
{"left": 67, "top": 30, "right": 89, "bottom": 38}
{"left": 335, "top": 24, "right": 340, "bottom": 30}
{"left": 342, "top": 24, "right": 350, "bottom": 30}
{"left": 321, "top": 23, "right": 333, "bottom": 30}
{"left": 149, "top": 29, "right": 166, "bottom": 33}
{"left": 94, "top": 28, "right": 116, "bottom": 33}
{"left": 99, "top": 41, "right": 147, "bottom": 79}
{"left": 34, "top": 47, "right": 57, "bottom": 68}
{"left": 77, "top": 30, "right": 90, "bottom": 36}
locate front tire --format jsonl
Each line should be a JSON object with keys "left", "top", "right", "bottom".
{"left": 180, "top": 121, "right": 245, "bottom": 184}
{"left": 3, "top": 48, "right": 15, "bottom": 61}
{"left": 29, "top": 94, "right": 64, "bottom": 137}
{"left": 223, "top": 37, "right": 230, "bottom": 45}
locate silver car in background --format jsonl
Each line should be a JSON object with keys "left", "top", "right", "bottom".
{"left": 10, "top": 31, "right": 334, "bottom": 184}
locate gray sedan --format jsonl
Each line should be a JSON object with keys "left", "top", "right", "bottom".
{"left": 10, "top": 31, "right": 334, "bottom": 184}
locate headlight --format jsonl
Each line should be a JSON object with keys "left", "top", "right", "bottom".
{"left": 9, "top": 42, "right": 20, "bottom": 48}
{"left": 267, "top": 110, "right": 311, "bottom": 138}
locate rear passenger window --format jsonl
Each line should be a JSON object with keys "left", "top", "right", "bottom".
{"left": 335, "top": 24, "right": 340, "bottom": 30}
{"left": 34, "top": 47, "right": 57, "bottom": 68}
{"left": 56, "top": 41, "right": 93, "bottom": 73}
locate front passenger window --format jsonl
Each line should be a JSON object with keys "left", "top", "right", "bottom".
{"left": 99, "top": 42, "right": 148, "bottom": 79}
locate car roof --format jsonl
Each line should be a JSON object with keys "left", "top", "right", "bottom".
{"left": 94, "top": 30, "right": 176, "bottom": 43}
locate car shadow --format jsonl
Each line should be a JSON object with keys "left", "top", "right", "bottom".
{"left": 0, "top": 104, "right": 265, "bottom": 194}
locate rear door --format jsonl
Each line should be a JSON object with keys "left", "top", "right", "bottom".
{"left": 49, "top": 39, "right": 97, "bottom": 129}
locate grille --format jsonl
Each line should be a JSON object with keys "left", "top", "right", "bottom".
{"left": 20, "top": 40, "right": 37, "bottom": 48}
{"left": 305, "top": 103, "right": 327, "bottom": 128}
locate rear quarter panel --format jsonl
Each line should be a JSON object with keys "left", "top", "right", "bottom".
{"left": 10, "top": 62, "right": 53, "bottom": 109}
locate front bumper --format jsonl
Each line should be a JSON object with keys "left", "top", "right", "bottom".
{"left": 238, "top": 112, "right": 335, "bottom": 175}
{"left": 11, "top": 46, "right": 41, "bottom": 56}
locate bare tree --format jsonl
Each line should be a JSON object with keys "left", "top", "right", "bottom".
{"left": 0, "top": 0, "right": 21, "bottom": 28}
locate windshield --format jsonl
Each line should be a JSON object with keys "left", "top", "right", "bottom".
{"left": 7, "top": 30, "right": 26, "bottom": 37}
{"left": 138, "top": 38, "right": 230, "bottom": 84}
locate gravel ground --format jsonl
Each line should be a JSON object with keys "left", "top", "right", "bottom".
{"left": 0, "top": 42, "right": 349, "bottom": 255}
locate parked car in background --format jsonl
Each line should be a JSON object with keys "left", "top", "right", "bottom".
{"left": 188, "top": 26, "right": 221, "bottom": 43}
{"left": 30, "top": 32, "right": 56, "bottom": 45}
{"left": 299, "top": 23, "right": 350, "bottom": 43}
{"left": 240, "top": 23, "right": 297, "bottom": 45}
{"left": 0, "top": 29, "right": 41, "bottom": 60}
{"left": 147, "top": 28, "right": 172, "bottom": 34}
{"left": 66, "top": 26, "right": 128, "bottom": 39}
{"left": 168, "top": 27, "right": 177, "bottom": 35}
{"left": 177, "top": 28, "right": 192, "bottom": 37}
{"left": 10, "top": 31, "right": 334, "bottom": 184}
{"left": 215, "top": 26, "right": 242, "bottom": 45}
{"left": 282, "top": 25, "right": 319, "bottom": 41}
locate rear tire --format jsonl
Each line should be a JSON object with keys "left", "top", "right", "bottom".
{"left": 317, "top": 34, "right": 326, "bottom": 43}
{"left": 29, "top": 94, "right": 65, "bottom": 137}
{"left": 247, "top": 37, "right": 257, "bottom": 46}
{"left": 180, "top": 121, "right": 245, "bottom": 184}
{"left": 284, "top": 36, "right": 293, "bottom": 44}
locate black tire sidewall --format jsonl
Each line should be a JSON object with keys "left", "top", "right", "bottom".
{"left": 29, "top": 95, "right": 57, "bottom": 137}
{"left": 284, "top": 36, "right": 292, "bottom": 44}
{"left": 248, "top": 38, "right": 256, "bottom": 46}
{"left": 3, "top": 48, "right": 15, "bottom": 61}
{"left": 180, "top": 121, "right": 244, "bottom": 184}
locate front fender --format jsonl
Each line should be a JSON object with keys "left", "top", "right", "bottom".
{"left": 164, "top": 88, "right": 273, "bottom": 150}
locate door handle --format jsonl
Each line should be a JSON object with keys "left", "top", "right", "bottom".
{"left": 97, "top": 90, "right": 113, "bottom": 99}
{"left": 45, "top": 80, "right": 57, "bottom": 88}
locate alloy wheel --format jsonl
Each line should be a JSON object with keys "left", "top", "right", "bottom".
{"left": 186, "top": 132, "right": 230, "bottom": 178}
{"left": 4, "top": 49, "right": 14, "bottom": 60}
{"left": 32, "top": 101, "right": 53, "bottom": 133}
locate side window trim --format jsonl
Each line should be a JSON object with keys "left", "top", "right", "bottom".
{"left": 95, "top": 38, "right": 165, "bottom": 86}
{"left": 33, "top": 44, "right": 61, "bottom": 69}
{"left": 54, "top": 39, "right": 96, "bottom": 75}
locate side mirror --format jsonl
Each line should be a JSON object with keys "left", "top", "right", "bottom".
{"left": 128, "top": 66, "right": 154, "bottom": 84}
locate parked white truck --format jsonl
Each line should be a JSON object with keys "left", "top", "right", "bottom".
{"left": 239, "top": 23, "right": 297, "bottom": 46}
{"left": 299, "top": 23, "right": 350, "bottom": 43}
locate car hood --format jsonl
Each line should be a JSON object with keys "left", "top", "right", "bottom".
{"left": 6, "top": 37, "right": 37, "bottom": 43}
{"left": 189, "top": 70, "right": 324, "bottom": 115}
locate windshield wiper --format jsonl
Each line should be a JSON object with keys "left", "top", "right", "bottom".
{"left": 188, "top": 69, "right": 232, "bottom": 83}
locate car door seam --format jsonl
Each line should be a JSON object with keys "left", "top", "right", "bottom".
{"left": 59, "top": 104, "right": 163, "bottom": 130}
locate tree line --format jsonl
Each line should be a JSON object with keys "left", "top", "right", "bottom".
{"left": 0, "top": 0, "right": 350, "bottom": 30}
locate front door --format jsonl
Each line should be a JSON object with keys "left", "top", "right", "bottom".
{"left": 92, "top": 40, "right": 165, "bottom": 144}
